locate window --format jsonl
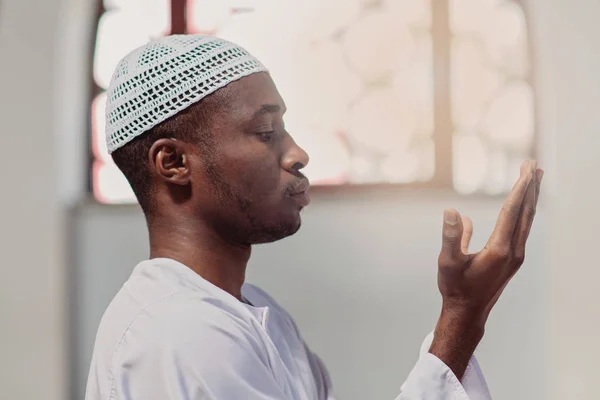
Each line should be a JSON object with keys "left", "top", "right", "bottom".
{"left": 91, "top": 0, "right": 534, "bottom": 203}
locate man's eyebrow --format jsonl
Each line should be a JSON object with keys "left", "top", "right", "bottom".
{"left": 252, "top": 104, "right": 283, "bottom": 118}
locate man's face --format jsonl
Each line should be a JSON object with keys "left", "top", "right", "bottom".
{"left": 189, "top": 72, "right": 310, "bottom": 245}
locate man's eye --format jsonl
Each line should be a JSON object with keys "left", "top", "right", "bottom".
{"left": 258, "top": 131, "right": 275, "bottom": 142}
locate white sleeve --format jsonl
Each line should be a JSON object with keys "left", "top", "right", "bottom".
{"left": 304, "top": 331, "right": 490, "bottom": 400}
{"left": 245, "top": 285, "right": 490, "bottom": 400}
{"left": 397, "top": 332, "right": 492, "bottom": 400}
{"left": 111, "top": 308, "right": 290, "bottom": 400}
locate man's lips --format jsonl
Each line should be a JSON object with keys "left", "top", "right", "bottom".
{"left": 291, "top": 178, "right": 310, "bottom": 195}
{"left": 288, "top": 178, "right": 311, "bottom": 207}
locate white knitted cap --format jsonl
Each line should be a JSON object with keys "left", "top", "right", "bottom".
{"left": 105, "top": 34, "right": 268, "bottom": 154}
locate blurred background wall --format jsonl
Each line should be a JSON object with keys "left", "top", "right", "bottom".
{"left": 0, "top": 0, "right": 597, "bottom": 399}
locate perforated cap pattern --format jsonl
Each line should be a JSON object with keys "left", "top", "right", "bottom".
{"left": 105, "top": 34, "right": 268, "bottom": 153}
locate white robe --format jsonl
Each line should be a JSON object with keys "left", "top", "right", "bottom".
{"left": 85, "top": 258, "right": 491, "bottom": 399}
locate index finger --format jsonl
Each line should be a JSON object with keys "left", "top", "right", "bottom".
{"left": 487, "top": 161, "right": 535, "bottom": 249}
{"left": 460, "top": 216, "right": 473, "bottom": 254}
{"left": 513, "top": 168, "right": 543, "bottom": 255}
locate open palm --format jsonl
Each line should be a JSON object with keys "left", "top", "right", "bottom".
{"left": 437, "top": 160, "right": 543, "bottom": 320}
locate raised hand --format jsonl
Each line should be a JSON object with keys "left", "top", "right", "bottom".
{"left": 429, "top": 160, "right": 543, "bottom": 379}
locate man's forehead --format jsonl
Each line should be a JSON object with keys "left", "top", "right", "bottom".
{"left": 225, "top": 72, "right": 286, "bottom": 116}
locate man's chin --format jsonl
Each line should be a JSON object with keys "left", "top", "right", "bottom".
{"left": 248, "top": 217, "right": 302, "bottom": 245}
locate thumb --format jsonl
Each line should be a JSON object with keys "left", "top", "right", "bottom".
{"left": 439, "top": 209, "right": 465, "bottom": 267}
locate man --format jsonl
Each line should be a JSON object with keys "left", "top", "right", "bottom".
{"left": 86, "top": 35, "right": 542, "bottom": 399}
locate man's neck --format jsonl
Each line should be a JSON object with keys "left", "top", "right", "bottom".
{"left": 148, "top": 217, "right": 251, "bottom": 301}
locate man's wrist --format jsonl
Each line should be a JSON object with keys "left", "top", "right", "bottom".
{"left": 428, "top": 305, "right": 486, "bottom": 380}
{"left": 438, "top": 303, "right": 487, "bottom": 336}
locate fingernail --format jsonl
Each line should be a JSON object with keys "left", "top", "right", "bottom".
{"left": 444, "top": 209, "right": 458, "bottom": 225}
{"left": 538, "top": 169, "right": 544, "bottom": 183}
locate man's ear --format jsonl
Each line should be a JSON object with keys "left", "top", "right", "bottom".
{"left": 148, "top": 138, "right": 191, "bottom": 186}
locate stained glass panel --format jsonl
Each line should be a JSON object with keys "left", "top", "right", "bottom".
{"left": 450, "top": 0, "right": 533, "bottom": 194}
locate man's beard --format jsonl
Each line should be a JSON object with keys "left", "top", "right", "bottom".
{"left": 204, "top": 163, "right": 301, "bottom": 245}
{"left": 244, "top": 212, "right": 302, "bottom": 244}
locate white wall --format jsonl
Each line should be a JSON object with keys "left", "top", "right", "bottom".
{"left": 530, "top": 1, "right": 600, "bottom": 398}
{"left": 0, "top": 1, "right": 67, "bottom": 399}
